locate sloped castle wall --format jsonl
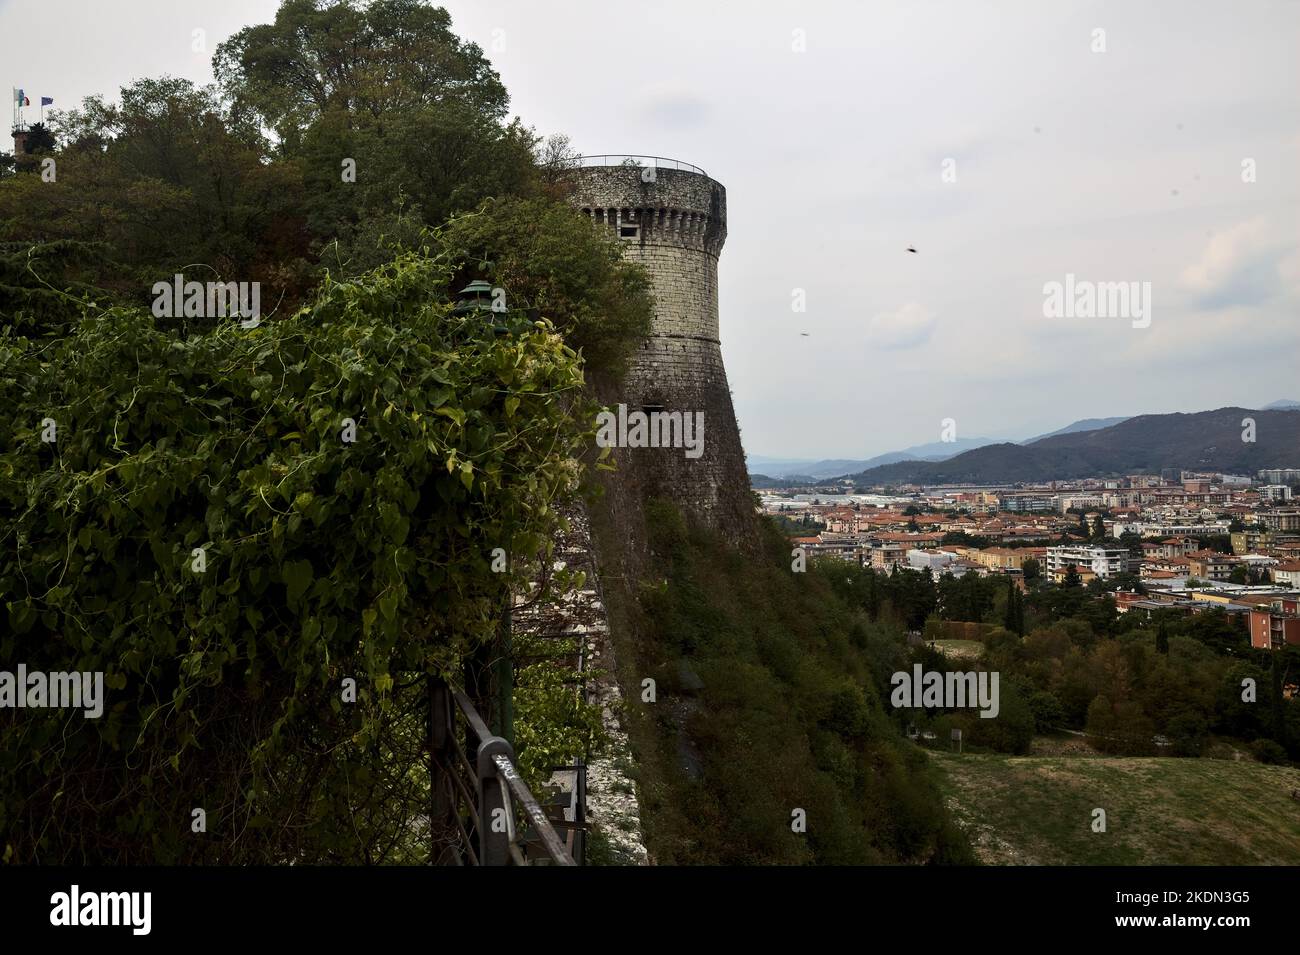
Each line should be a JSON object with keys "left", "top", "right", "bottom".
{"left": 563, "top": 163, "right": 753, "bottom": 541}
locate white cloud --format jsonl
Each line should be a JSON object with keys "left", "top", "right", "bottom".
{"left": 866, "top": 303, "right": 937, "bottom": 349}
{"left": 1180, "top": 217, "right": 1295, "bottom": 309}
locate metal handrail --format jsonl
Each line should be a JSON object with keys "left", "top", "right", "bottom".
{"left": 430, "top": 681, "right": 577, "bottom": 866}
{"left": 492, "top": 753, "right": 574, "bottom": 864}
{"left": 568, "top": 154, "right": 707, "bottom": 176}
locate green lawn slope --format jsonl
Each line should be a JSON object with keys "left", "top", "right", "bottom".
{"left": 931, "top": 750, "right": 1300, "bottom": 865}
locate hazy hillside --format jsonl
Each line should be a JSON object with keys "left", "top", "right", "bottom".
{"left": 841, "top": 407, "right": 1300, "bottom": 484}
{"left": 1020, "top": 416, "right": 1129, "bottom": 445}
{"left": 747, "top": 437, "right": 994, "bottom": 479}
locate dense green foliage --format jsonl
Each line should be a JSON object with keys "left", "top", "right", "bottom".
{"left": 1, "top": 78, "right": 311, "bottom": 307}
{"left": 0, "top": 0, "right": 659, "bottom": 865}
{"left": 434, "top": 198, "right": 653, "bottom": 382}
{"left": 832, "top": 557, "right": 1300, "bottom": 762}
{"left": 597, "top": 504, "right": 972, "bottom": 864}
{"left": 0, "top": 251, "right": 592, "bottom": 863}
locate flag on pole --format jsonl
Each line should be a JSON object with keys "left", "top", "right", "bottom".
{"left": 14, "top": 88, "right": 30, "bottom": 106}
{"left": 40, "top": 97, "right": 53, "bottom": 106}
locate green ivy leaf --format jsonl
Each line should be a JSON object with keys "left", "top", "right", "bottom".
{"left": 283, "top": 559, "right": 314, "bottom": 605}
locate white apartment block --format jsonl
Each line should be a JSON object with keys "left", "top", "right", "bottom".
{"left": 1110, "top": 521, "right": 1231, "bottom": 539}
{"left": 1058, "top": 495, "right": 1106, "bottom": 513}
{"left": 908, "top": 549, "right": 955, "bottom": 572}
{"left": 1046, "top": 545, "right": 1131, "bottom": 579}
{"left": 1258, "top": 469, "right": 1300, "bottom": 485}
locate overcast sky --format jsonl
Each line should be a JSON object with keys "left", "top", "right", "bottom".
{"left": 3, "top": 0, "right": 1297, "bottom": 459}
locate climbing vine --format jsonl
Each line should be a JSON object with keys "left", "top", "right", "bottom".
{"left": 0, "top": 250, "right": 594, "bottom": 862}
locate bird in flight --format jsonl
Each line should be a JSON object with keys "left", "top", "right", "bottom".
{"left": 906, "top": 246, "right": 918, "bottom": 253}
{"left": 800, "top": 332, "right": 810, "bottom": 337}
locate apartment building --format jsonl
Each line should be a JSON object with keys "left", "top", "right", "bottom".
{"left": 795, "top": 533, "right": 867, "bottom": 564}
{"left": 1058, "top": 495, "right": 1105, "bottom": 513}
{"left": 870, "top": 541, "right": 908, "bottom": 571}
{"left": 998, "top": 493, "right": 1056, "bottom": 513}
{"left": 1046, "top": 544, "right": 1130, "bottom": 579}
{"left": 1103, "top": 490, "right": 1144, "bottom": 509}
{"left": 1249, "top": 608, "right": 1300, "bottom": 650}
{"left": 1262, "top": 510, "right": 1300, "bottom": 532}
{"left": 1148, "top": 488, "right": 1230, "bottom": 506}
{"left": 1274, "top": 562, "right": 1300, "bottom": 589}
{"left": 872, "top": 531, "right": 947, "bottom": 550}
{"left": 1258, "top": 469, "right": 1300, "bottom": 485}
{"left": 908, "top": 549, "right": 958, "bottom": 573}
{"left": 1115, "top": 521, "right": 1231, "bottom": 539}
{"left": 1233, "top": 529, "right": 1273, "bottom": 555}
{"left": 1050, "top": 564, "right": 1099, "bottom": 584}
{"left": 972, "top": 547, "right": 1046, "bottom": 573}
{"left": 1143, "top": 537, "right": 1198, "bottom": 560}
{"left": 1186, "top": 550, "right": 1236, "bottom": 581}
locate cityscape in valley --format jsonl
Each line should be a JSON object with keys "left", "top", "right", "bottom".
{"left": 746, "top": 429, "right": 1300, "bottom": 865}
{"left": 758, "top": 451, "right": 1300, "bottom": 651}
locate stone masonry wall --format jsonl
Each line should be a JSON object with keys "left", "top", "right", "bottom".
{"left": 563, "top": 164, "right": 754, "bottom": 540}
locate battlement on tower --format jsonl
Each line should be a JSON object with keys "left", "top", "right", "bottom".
{"left": 569, "top": 163, "right": 726, "bottom": 258}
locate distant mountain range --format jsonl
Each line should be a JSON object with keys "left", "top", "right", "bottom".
{"left": 749, "top": 416, "right": 1131, "bottom": 479}
{"left": 748, "top": 437, "right": 997, "bottom": 481}
{"left": 750, "top": 402, "right": 1300, "bottom": 486}
{"left": 835, "top": 407, "right": 1300, "bottom": 485}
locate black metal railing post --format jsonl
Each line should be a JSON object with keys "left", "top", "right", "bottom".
{"left": 428, "top": 676, "right": 458, "bottom": 864}
{"left": 476, "top": 734, "right": 515, "bottom": 865}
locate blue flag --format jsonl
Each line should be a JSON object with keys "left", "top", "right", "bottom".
{"left": 40, "top": 96, "right": 53, "bottom": 106}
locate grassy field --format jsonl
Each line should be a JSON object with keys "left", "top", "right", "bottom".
{"left": 930, "top": 749, "right": 1300, "bottom": 864}
{"left": 929, "top": 639, "right": 984, "bottom": 660}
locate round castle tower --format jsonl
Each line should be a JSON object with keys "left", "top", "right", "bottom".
{"left": 563, "top": 158, "right": 752, "bottom": 536}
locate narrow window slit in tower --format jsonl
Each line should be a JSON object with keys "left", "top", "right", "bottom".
{"left": 618, "top": 208, "right": 639, "bottom": 239}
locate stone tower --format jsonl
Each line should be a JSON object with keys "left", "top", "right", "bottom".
{"left": 563, "top": 157, "right": 753, "bottom": 539}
